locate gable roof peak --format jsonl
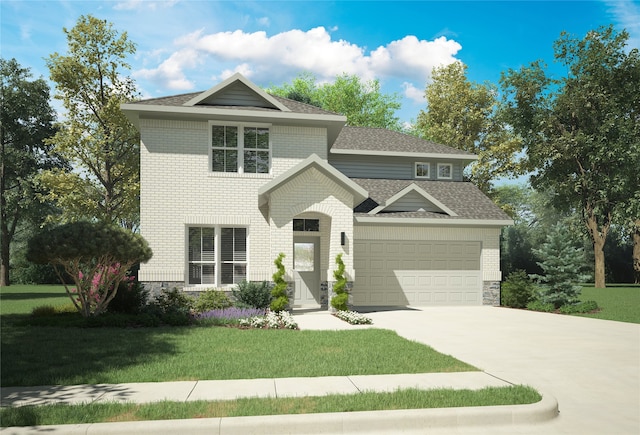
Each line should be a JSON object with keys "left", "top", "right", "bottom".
{"left": 183, "top": 73, "right": 291, "bottom": 112}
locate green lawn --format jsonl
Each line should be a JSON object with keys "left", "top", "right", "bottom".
{"left": 577, "top": 285, "right": 640, "bottom": 324}
{"left": 0, "top": 386, "right": 541, "bottom": 427}
{"left": 0, "top": 285, "right": 542, "bottom": 427}
{"left": 1, "top": 285, "right": 476, "bottom": 387}
{"left": 1, "top": 326, "right": 477, "bottom": 387}
{"left": 0, "top": 285, "right": 70, "bottom": 315}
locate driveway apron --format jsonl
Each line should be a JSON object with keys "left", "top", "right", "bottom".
{"left": 364, "top": 306, "right": 640, "bottom": 434}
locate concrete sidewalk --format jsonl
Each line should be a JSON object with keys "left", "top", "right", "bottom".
{"left": 1, "top": 373, "right": 559, "bottom": 435}
{"left": 1, "top": 372, "right": 514, "bottom": 408}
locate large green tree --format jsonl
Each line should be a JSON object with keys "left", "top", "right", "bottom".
{"left": 0, "top": 58, "right": 58, "bottom": 286}
{"left": 43, "top": 15, "right": 140, "bottom": 229}
{"left": 415, "top": 62, "right": 524, "bottom": 193}
{"left": 501, "top": 26, "right": 640, "bottom": 288}
{"left": 268, "top": 73, "right": 402, "bottom": 130}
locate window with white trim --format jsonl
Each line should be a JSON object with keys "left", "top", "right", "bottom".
{"left": 437, "top": 163, "right": 453, "bottom": 179}
{"left": 415, "top": 162, "right": 430, "bottom": 178}
{"left": 210, "top": 123, "right": 270, "bottom": 174}
{"left": 187, "top": 227, "right": 247, "bottom": 286}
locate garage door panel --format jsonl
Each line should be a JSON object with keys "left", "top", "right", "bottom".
{"left": 402, "top": 259, "right": 417, "bottom": 269}
{"left": 354, "top": 239, "right": 482, "bottom": 306}
{"left": 402, "top": 244, "right": 416, "bottom": 254}
{"left": 370, "top": 259, "right": 384, "bottom": 270}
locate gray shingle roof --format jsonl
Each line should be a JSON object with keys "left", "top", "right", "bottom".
{"left": 351, "top": 178, "right": 511, "bottom": 221}
{"left": 333, "top": 126, "right": 475, "bottom": 156}
{"left": 127, "top": 92, "right": 337, "bottom": 116}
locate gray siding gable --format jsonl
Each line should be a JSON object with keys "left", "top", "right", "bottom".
{"left": 198, "top": 81, "right": 276, "bottom": 108}
{"left": 329, "top": 154, "right": 465, "bottom": 181}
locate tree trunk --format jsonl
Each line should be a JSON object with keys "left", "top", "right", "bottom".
{"left": 585, "top": 209, "right": 609, "bottom": 289}
{"left": 0, "top": 142, "right": 8, "bottom": 287}
{"left": 633, "top": 220, "right": 640, "bottom": 285}
{"left": 0, "top": 235, "right": 9, "bottom": 287}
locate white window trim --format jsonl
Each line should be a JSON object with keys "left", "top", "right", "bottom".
{"left": 209, "top": 121, "right": 272, "bottom": 175}
{"left": 415, "top": 162, "right": 430, "bottom": 179}
{"left": 185, "top": 225, "right": 249, "bottom": 288}
{"left": 437, "top": 163, "right": 453, "bottom": 180}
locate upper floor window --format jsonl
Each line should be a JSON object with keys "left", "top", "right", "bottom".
{"left": 211, "top": 123, "right": 270, "bottom": 174}
{"left": 437, "top": 163, "right": 453, "bottom": 180}
{"left": 415, "top": 162, "right": 430, "bottom": 179}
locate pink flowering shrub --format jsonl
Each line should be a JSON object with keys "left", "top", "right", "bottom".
{"left": 27, "top": 222, "right": 152, "bottom": 317}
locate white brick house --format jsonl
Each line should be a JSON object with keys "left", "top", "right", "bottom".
{"left": 122, "top": 73, "right": 512, "bottom": 308}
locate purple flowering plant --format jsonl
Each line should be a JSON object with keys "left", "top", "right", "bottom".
{"left": 196, "top": 307, "right": 266, "bottom": 326}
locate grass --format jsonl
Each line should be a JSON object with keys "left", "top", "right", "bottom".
{"left": 1, "top": 285, "right": 476, "bottom": 387}
{"left": 576, "top": 284, "right": 640, "bottom": 324}
{"left": 0, "top": 386, "right": 541, "bottom": 427}
{"left": 1, "top": 327, "right": 476, "bottom": 387}
{"left": 0, "top": 285, "right": 70, "bottom": 315}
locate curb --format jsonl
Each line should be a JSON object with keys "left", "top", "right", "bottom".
{"left": 0, "top": 391, "right": 558, "bottom": 435}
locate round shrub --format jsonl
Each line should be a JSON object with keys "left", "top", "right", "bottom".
{"left": 526, "top": 300, "right": 555, "bottom": 312}
{"left": 31, "top": 305, "right": 57, "bottom": 317}
{"left": 233, "top": 280, "right": 272, "bottom": 309}
{"left": 501, "top": 270, "right": 535, "bottom": 308}
{"left": 193, "top": 289, "right": 233, "bottom": 313}
{"left": 559, "top": 300, "right": 599, "bottom": 314}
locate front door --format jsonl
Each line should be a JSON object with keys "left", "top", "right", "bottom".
{"left": 293, "top": 236, "right": 320, "bottom": 307}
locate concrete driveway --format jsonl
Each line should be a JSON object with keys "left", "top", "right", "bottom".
{"left": 360, "top": 306, "right": 639, "bottom": 434}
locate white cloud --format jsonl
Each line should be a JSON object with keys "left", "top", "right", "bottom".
{"left": 134, "top": 48, "right": 199, "bottom": 90}
{"left": 257, "top": 16, "right": 270, "bottom": 27}
{"left": 370, "top": 36, "right": 461, "bottom": 82}
{"left": 604, "top": 0, "right": 640, "bottom": 49}
{"left": 402, "top": 82, "right": 426, "bottom": 103}
{"left": 134, "top": 26, "right": 462, "bottom": 91}
{"left": 217, "top": 63, "right": 255, "bottom": 81}
{"left": 114, "top": 0, "right": 179, "bottom": 11}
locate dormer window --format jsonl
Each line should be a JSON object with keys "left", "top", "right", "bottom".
{"left": 415, "top": 162, "right": 430, "bottom": 179}
{"left": 210, "top": 123, "right": 271, "bottom": 174}
{"left": 437, "top": 163, "right": 453, "bottom": 180}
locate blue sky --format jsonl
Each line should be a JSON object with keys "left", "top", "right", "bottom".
{"left": 2, "top": 0, "right": 639, "bottom": 123}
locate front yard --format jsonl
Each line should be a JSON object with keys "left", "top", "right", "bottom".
{"left": 0, "top": 285, "right": 545, "bottom": 427}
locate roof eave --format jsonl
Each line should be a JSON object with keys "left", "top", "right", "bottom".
{"left": 331, "top": 148, "right": 478, "bottom": 161}
{"left": 121, "top": 103, "right": 346, "bottom": 137}
{"left": 354, "top": 216, "right": 514, "bottom": 226}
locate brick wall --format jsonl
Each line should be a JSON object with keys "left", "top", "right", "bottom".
{"left": 139, "top": 119, "right": 328, "bottom": 285}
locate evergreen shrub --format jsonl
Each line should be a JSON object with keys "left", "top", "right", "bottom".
{"left": 330, "top": 253, "right": 349, "bottom": 311}
{"left": 233, "top": 280, "right": 272, "bottom": 309}
{"left": 501, "top": 270, "right": 536, "bottom": 308}
{"left": 193, "top": 288, "right": 233, "bottom": 313}
{"left": 270, "top": 253, "right": 289, "bottom": 312}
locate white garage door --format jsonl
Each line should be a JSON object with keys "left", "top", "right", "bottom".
{"left": 352, "top": 240, "right": 482, "bottom": 306}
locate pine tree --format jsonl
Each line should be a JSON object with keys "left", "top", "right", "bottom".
{"left": 531, "top": 224, "right": 590, "bottom": 308}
